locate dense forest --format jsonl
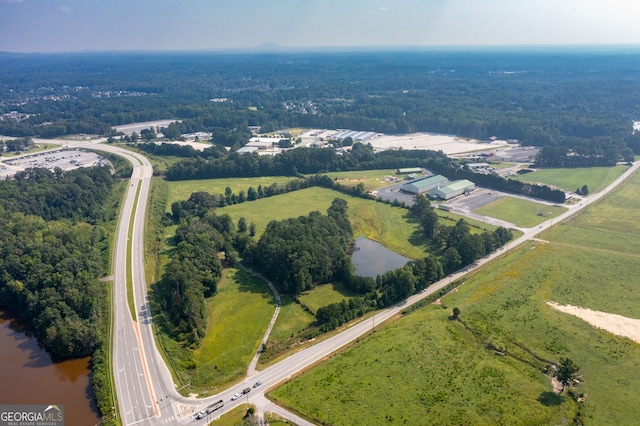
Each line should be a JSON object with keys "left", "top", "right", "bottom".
{"left": 0, "top": 166, "right": 117, "bottom": 415}
{"left": 2, "top": 49, "right": 640, "bottom": 160}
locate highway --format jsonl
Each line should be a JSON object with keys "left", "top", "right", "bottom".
{"left": 22, "top": 139, "right": 636, "bottom": 425}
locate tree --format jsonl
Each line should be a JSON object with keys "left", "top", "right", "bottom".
{"left": 451, "top": 307, "right": 460, "bottom": 320}
{"left": 556, "top": 357, "right": 580, "bottom": 393}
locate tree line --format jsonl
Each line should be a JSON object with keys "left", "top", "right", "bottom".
{"left": 163, "top": 144, "right": 565, "bottom": 202}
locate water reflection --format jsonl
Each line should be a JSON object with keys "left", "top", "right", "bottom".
{"left": 351, "top": 236, "right": 412, "bottom": 278}
{"left": 0, "top": 311, "right": 100, "bottom": 425}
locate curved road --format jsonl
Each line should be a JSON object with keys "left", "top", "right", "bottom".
{"left": 33, "top": 139, "right": 636, "bottom": 425}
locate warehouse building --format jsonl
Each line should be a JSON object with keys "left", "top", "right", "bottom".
{"left": 400, "top": 174, "right": 448, "bottom": 194}
{"left": 428, "top": 179, "right": 475, "bottom": 200}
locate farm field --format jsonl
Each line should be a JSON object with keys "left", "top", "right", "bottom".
{"left": 513, "top": 165, "right": 628, "bottom": 193}
{"left": 270, "top": 168, "right": 640, "bottom": 425}
{"left": 474, "top": 197, "right": 567, "bottom": 228}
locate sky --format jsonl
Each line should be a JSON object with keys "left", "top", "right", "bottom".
{"left": 1, "top": 0, "right": 639, "bottom": 53}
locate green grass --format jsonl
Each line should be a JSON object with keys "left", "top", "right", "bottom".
{"left": 210, "top": 403, "right": 252, "bottom": 425}
{"left": 126, "top": 181, "right": 141, "bottom": 322}
{"left": 269, "top": 167, "right": 640, "bottom": 425}
{"left": 513, "top": 165, "right": 628, "bottom": 193}
{"left": 318, "top": 169, "right": 400, "bottom": 190}
{"left": 166, "top": 176, "right": 300, "bottom": 209}
{"left": 298, "top": 283, "right": 357, "bottom": 315}
{"left": 220, "top": 186, "right": 500, "bottom": 260}
{"left": 189, "top": 268, "right": 277, "bottom": 393}
{"left": 474, "top": 197, "right": 567, "bottom": 228}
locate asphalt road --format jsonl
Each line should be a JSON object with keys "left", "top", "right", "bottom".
{"left": 31, "top": 138, "right": 637, "bottom": 425}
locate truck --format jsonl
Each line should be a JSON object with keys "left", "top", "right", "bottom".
{"left": 196, "top": 400, "right": 224, "bottom": 419}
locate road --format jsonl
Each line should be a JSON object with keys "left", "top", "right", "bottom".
{"left": 23, "top": 139, "right": 636, "bottom": 425}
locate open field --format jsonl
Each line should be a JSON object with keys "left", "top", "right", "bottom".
{"left": 319, "top": 169, "right": 400, "bottom": 191}
{"left": 166, "top": 176, "right": 299, "bottom": 209}
{"left": 298, "top": 283, "right": 358, "bottom": 315}
{"left": 474, "top": 197, "right": 567, "bottom": 228}
{"left": 513, "top": 165, "right": 628, "bottom": 193}
{"left": 269, "top": 167, "right": 640, "bottom": 425}
{"left": 218, "top": 186, "right": 500, "bottom": 260}
{"left": 189, "top": 268, "right": 276, "bottom": 391}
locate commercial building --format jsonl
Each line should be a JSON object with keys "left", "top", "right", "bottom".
{"left": 428, "top": 179, "right": 475, "bottom": 200}
{"left": 400, "top": 174, "right": 448, "bottom": 194}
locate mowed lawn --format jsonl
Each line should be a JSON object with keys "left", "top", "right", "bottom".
{"left": 513, "top": 164, "right": 628, "bottom": 193}
{"left": 474, "top": 197, "right": 567, "bottom": 228}
{"left": 190, "top": 268, "right": 277, "bottom": 389}
{"left": 270, "top": 168, "right": 640, "bottom": 425}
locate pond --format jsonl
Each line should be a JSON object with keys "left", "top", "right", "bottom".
{"left": 351, "top": 236, "right": 412, "bottom": 278}
{"left": 0, "top": 311, "right": 101, "bottom": 425}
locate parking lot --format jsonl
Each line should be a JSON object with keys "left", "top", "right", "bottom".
{"left": 0, "top": 149, "right": 110, "bottom": 179}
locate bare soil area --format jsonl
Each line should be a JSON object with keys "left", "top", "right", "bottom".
{"left": 547, "top": 302, "right": 640, "bottom": 344}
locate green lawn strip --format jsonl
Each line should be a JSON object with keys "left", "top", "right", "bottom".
{"left": 210, "top": 403, "right": 253, "bottom": 425}
{"left": 126, "top": 181, "right": 141, "bottom": 322}
{"left": 166, "top": 176, "right": 300, "bottom": 209}
{"left": 474, "top": 197, "right": 567, "bottom": 228}
{"left": 298, "top": 282, "right": 358, "bottom": 315}
{"left": 513, "top": 165, "right": 627, "bottom": 193}
{"left": 188, "top": 268, "right": 276, "bottom": 393}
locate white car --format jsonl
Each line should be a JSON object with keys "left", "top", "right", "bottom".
{"left": 231, "top": 393, "right": 242, "bottom": 401}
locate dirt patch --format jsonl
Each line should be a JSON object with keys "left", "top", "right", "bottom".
{"left": 547, "top": 301, "right": 640, "bottom": 344}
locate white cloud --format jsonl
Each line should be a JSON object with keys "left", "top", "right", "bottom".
{"left": 59, "top": 4, "right": 71, "bottom": 13}
{"left": 379, "top": 7, "right": 388, "bottom": 12}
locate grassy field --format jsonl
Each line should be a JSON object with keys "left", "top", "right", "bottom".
{"left": 166, "top": 176, "right": 299, "bottom": 209}
{"left": 298, "top": 283, "right": 358, "bottom": 315}
{"left": 474, "top": 197, "right": 567, "bottom": 228}
{"left": 513, "top": 165, "right": 628, "bottom": 193}
{"left": 188, "top": 268, "right": 277, "bottom": 392}
{"left": 319, "top": 169, "right": 400, "bottom": 191}
{"left": 269, "top": 168, "right": 640, "bottom": 425}
{"left": 219, "top": 186, "right": 500, "bottom": 260}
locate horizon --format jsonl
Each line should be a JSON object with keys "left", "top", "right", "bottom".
{"left": 2, "top": 1, "right": 639, "bottom": 53}
{"left": 3, "top": 42, "right": 640, "bottom": 56}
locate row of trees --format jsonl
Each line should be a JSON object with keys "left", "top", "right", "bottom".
{"left": 164, "top": 145, "right": 565, "bottom": 202}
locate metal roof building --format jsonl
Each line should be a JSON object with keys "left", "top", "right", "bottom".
{"left": 400, "top": 174, "right": 448, "bottom": 194}
{"left": 428, "top": 179, "right": 475, "bottom": 200}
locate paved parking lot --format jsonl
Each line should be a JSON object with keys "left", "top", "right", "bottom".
{"left": 0, "top": 149, "right": 110, "bottom": 178}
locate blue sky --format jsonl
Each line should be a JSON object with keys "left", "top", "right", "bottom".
{"left": 1, "top": 0, "right": 639, "bottom": 52}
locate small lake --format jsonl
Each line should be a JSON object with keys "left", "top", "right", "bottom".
{"left": 0, "top": 311, "right": 101, "bottom": 425}
{"left": 351, "top": 236, "right": 412, "bottom": 278}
